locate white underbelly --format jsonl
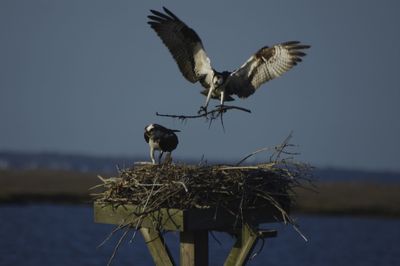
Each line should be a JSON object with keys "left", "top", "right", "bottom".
{"left": 149, "top": 139, "right": 160, "bottom": 150}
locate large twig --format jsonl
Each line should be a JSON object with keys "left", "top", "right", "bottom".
{"left": 98, "top": 223, "right": 129, "bottom": 248}
{"left": 107, "top": 227, "right": 129, "bottom": 266}
{"left": 270, "top": 131, "right": 294, "bottom": 162}
{"left": 129, "top": 177, "right": 160, "bottom": 243}
{"left": 156, "top": 105, "right": 251, "bottom": 121}
{"left": 236, "top": 147, "right": 275, "bottom": 166}
{"left": 236, "top": 131, "right": 294, "bottom": 166}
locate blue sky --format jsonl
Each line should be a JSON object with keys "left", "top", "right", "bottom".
{"left": 1, "top": 0, "right": 400, "bottom": 171}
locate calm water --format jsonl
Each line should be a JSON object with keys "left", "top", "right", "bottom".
{"left": 0, "top": 204, "right": 399, "bottom": 266}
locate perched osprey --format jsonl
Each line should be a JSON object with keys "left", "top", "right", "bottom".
{"left": 144, "top": 124, "right": 180, "bottom": 164}
{"left": 148, "top": 7, "right": 310, "bottom": 112}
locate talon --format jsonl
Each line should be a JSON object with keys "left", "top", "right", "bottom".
{"left": 198, "top": 106, "right": 208, "bottom": 115}
{"left": 216, "top": 105, "right": 227, "bottom": 113}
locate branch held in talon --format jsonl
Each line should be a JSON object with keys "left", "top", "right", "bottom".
{"left": 156, "top": 105, "right": 251, "bottom": 121}
{"left": 148, "top": 7, "right": 310, "bottom": 112}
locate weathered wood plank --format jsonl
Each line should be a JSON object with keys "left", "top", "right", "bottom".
{"left": 180, "top": 230, "right": 208, "bottom": 266}
{"left": 94, "top": 202, "right": 281, "bottom": 265}
{"left": 224, "top": 224, "right": 258, "bottom": 266}
{"left": 94, "top": 202, "right": 184, "bottom": 231}
{"left": 94, "top": 201, "right": 281, "bottom": 231}
{"left": 140, "top": 227, "right": 175, "bottom": 266}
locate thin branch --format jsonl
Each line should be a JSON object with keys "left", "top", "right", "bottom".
{"left": 107, "top": 227, "right": 129, "bottom": 266}
{"left": 250, "top": 237, "right": 265, "bottom": 261}
{"left": 271, "top": 131, "right": 294, "bottom": 162}
{"left": 156, "top": 105, "right": 251, "bottom": 120}
{"left": 236, "top": 147, "right": 274, "bottom": 166}
{"left": 218, "top": 166, "right": 261, "bottom": 170}
{"left": 236, "top": 131, "right": 294, "bottom": 166}
{"left": 97, "top": 223, "right": 129, "bottom": 248}
{"left": 172, "top": 181, "right": 189, "bottom": 192}
{"left": 210, "top": 231, "right": 223, "bottom": 246}
{"left": 130, "top": 177, "right": 160, "bottom": 243}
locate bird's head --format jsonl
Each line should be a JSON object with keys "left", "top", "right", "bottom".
{"left": 144, "top": 123, "right": 180, "bottom": 136}
{"left": 144, "top": 124, "right": 155, "bottom": 133}
{"left": 212, "top": 71, "right": 231, "bottom": 88}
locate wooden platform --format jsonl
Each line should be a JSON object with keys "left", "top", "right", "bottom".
{"left": 94, "top": 201, "right": 280, "bottom": 265}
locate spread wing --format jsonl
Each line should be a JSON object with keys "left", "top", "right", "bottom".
{"left": 148, "top": 7, "right": 214, "bottom": 89}
{"left": 225, "top": 41, "right": 310, "bottom": 98}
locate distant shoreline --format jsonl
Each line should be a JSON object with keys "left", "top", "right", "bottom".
{"left": 1, "top": 169, "right": 400, "bottom": 218}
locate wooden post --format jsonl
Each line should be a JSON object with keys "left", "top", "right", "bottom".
{"left": 224, "top": 224, "right": 258, "bottom": 266}
{"left": 140, "top": 227, "right": 175, "bottom": 266}
{"left": 94, "top": 203, "right": 280, "bottom": 265}
{"left": 180, "top": 230, "right": 208, "bottom": 266}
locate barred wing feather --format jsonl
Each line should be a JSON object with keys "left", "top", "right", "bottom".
{"left": 148, "top": 7, "right": 214, "bottom": 88}
{"left": 226, "top": 41, "right": 310, "bottom": 98}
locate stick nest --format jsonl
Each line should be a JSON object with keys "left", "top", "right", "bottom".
{"left": 93, "top": 137, "right": 313, "bottom": 264}
{"left": 93, "top": 160, "right": 313, "bottom": 226}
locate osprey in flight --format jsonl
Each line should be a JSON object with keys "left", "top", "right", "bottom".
{"left": 144, "top": 123, "right": 180, "bottom": 164}
{"left": 148, "top": 7, "right": 310, "bottom": 112}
